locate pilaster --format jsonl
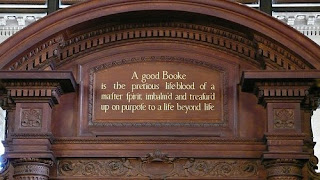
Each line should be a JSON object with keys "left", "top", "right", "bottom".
{"left": 0, "top": 71, "right": 76, "bottom": 179}
{"left": 241, "top": 71, "right": 320, "bottom": 179}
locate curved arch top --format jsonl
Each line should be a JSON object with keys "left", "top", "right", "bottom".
{"left": 0, "top": 0, "right": 320, "bottom": 69}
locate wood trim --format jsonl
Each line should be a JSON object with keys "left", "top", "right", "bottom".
{"left": 1, "top": 0, "right": 320, "bottom": 70}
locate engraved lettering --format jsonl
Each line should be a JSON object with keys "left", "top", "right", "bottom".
{"left": 93, "top": 62, "right": 222, "bottom": 123}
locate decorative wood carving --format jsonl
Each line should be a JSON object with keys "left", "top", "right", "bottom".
{"left": 20, "top": 108, "right": 42, "bottom": 128}
{"left": 0, "top": 71, "right": 77, "bottom": 102}
{"left": 273, "top": 108, "right": 295, "bottom": 129}
{"left": 264, "top": 159, "right": 304, "bottom": 180}
{"left": 1, "top": 0, "right": 320, "bottom": 179}
{"left": 306, "top": 155, "right": 320, "bottom": 179}
{"left": 7, "top": 35, "right": 63, "bottom": 71}
{"left": 58, "top": 151, "right": 261, "bottom": 179}
{"left": 241, "top": 71, "right": 318, "bottom": 104}
{"left": 254, "top": 34, "right": 311, "bottom": 70}
{"left": 0, "top": 71, "right": 76, "bottom": 166}
{"left": 54, "top": 21, "right": 312, "bottom": 71}
{"left": 57, "top": 22, "right": 259, "bottom": 67}
{"left": 0, "top": 157, "right": 10, "bottom": 180}
{"left": 6, "top": 21, "right": 314, "bottom": 72}
{"left": 12, "top": 158, "right": 53, "bottom": 180}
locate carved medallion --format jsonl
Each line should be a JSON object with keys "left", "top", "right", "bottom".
{"left": 274, "top": 109, "right": 294, "bottom": 129}
{"left": 21, "top": 108, "right": 42, "bottom": 127}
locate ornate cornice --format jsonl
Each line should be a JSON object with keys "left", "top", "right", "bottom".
{"left": 241, "top": 70, "right": 320, "bottom": 107}
{"left": 56, "top": 22, "right": 261, "bottom": 69}
{"left": 6, "top": 35, "right": 63, "bottom": 71}
{"left": 4, "top": 20, "right": 314, "bottom": 72}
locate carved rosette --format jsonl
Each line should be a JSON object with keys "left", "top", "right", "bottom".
{"left": 264, "top": 159, "right": 303, "bottom": 180}
{"left": 12, "top": 158, "right": 53, "bottom": 180}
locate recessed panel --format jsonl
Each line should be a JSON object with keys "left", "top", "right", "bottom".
{"left": 89, "top": 61, "right": 225, "bottom": 125}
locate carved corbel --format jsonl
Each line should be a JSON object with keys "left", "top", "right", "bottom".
{"left": 306, "top": 155, "right": 320, "bottom": 179}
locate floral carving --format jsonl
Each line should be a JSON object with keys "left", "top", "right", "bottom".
{"left": 274, "top": 109, "right": 294, "bottom": 129}
{"left": 21, "top": 108, "right": 42, "bottom": 127}
{"left": 183, "top": 159, "right": 257, "bottom": 178}
{"left": 58, "top": 158, "right": 136, "bottom": 177}
{"left": 58, "top": 152, "right": 259, "bottom": 179}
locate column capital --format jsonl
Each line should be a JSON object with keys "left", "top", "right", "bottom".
{"left": 263, "top": 159, "right": 304, "bottom": 180}
{"left": 12, "top": 158, "right": 53, "bottom": 180}
{"left": 0, "top": 71, "right": 76, "bottom": 107}
{"left": 241, "top": 70, "right": 319, "bottom": 106}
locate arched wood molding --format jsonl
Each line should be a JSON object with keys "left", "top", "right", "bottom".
{"left": 0, "top": 0, "right": 319, "bottom": 70}
{"left": 6, "top": 20, "right": 313, "bottom": 72}
{"left": 1, "top": 0, "right": 320, "bottom": 179}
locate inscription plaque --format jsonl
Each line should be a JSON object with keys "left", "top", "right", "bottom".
{"left": 91, "top": 62, "right": 223, "bottom": 123}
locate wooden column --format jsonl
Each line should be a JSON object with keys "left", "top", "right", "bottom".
{"left": 0, "top": 71, "right": 76, "bottom": 180}
{"left": 241, "top": 71, "right": 320, "bottom": 180}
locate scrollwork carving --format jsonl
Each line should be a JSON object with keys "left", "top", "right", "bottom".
{"left": 58, "top": 151, "right": 260, "bottom": 179}
{"left": 58, "top": 158, "right": 137, "bottom": 177}
{"left": 306, "top": 155, "right": 320, "bottom": 179}
{"left": 21, "top": 108, "right": 42, "bottom": 127}
{"left": 274, "top": 109, "right": 295, "bottom": 129}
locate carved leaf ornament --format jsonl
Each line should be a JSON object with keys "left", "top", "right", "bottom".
{"left": 58, "top": 150, "right": 259, "bottom": 179}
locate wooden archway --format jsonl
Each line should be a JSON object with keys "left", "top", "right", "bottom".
{"left": 0, "top": 0, "right": 320, "bottom": 179}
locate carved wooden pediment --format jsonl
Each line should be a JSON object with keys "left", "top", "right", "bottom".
{"left": 0, "top": 0, "right": 320, "bottom": 179}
